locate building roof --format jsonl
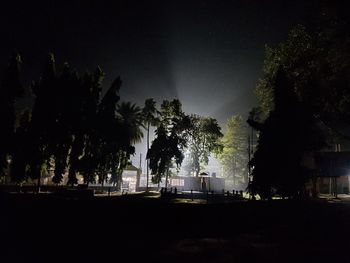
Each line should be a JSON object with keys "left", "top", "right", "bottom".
{"left": 124, "top": 164, "right": 141, "bottom": 172}
{"left": 315, "top": 151, "right": 350, "bottom": 177}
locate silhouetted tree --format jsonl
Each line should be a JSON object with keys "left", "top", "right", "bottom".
{"left": 50, "top": 63, "right": 81, "bottom": 184}
{"left": 148, "top": 99, "right": 187, "bottom": 185}
{"left": 29, "top": 53, "right": 57, "bottom": 188}
{"left": 186, "top": 115, "right": 223, "bottom": 177}
{"left": 11, "top": 110, "right": 31, "bottom": 183}
{"left": 66, "top": 70, "right": 98, "bottom": 185}
{"left": 95, "top": 77, "right": 123, "bottom": 186}
{"left": 117, "top": 102, "right": 143, "bottom": 149}
{"left": 98, "top": 101, "right": 143, "bottom": 188}
{"left": 250, "top": 11, "right": 350, "bottom": 198}
{"left": 77, "top": 67, "right": 105, "bottom": 185}
{"left": 250, "top": 68, "right": 325, "bottom": 199}
{"left": 0, "top": 53, "right": 24, "bottom": 180}
{"left": 255, "top": 20, "right": 350, "bottom": 134}
{"left": 247, "top": 107, "right": 263, "bottom": 131}
{"left": 142, "top": 98, "right": 159, "bottom": 191}
{"left": 148, "top": 124, "right": 184, "bottom": 186}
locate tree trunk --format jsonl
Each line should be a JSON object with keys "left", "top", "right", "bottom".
{"left": 37, "top": 176, "right": 41, "bottom": 193}
{"left": 233, "top": 156, "right": 236, "bottom": 187}
{"left": 146, "top": 123, "right": 150, "bottom": 191}
{"left": 86, "top": 174, "right": 90, "bottom": 187}
{"left": 195, "top": 166, "right": 200, "bottom": 177}
{"left": 37, "top": 166, "right": 41, "bottom": 193}
{"left": 165, "top": 169, "right": 169, "bottom": 188}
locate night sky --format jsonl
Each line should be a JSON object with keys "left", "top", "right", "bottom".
{"left": 0, "top": 0, "right": 323, "bottom": 165}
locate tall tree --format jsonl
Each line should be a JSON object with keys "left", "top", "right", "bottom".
{"left": 29, "top": 53, "right": 57, "bottom": 188}
{"left": 255, "top": 21, "right": 350, "bottom": 134}
{"left": 250, "top": 10, "right": 350, "bottom": 198}
{"left": 250, "top": 68, "right": 325, "bottom": 199}
{"left": 148, "top": 99, "right": 188, "bottom": 186}
{"left": 217, "top": 115, "right": 248, "bottom": 188}
{"left": 0, "top": 53, "right": 24, "bottom": 179}
{"left": 111, "top": 101, "right": 143, "bottom": 188}
{"left": 118, "top": 102, "right": 144, "bottom": 146}
{"left": 142, "top": 98, "right": 159, "bottom": 191}
{"left": 186, "top": 115, "right": 223, "bottom": 177}
{"left": 148, "top": 124, "right": 184, "bottom": 186}
{"left": 96, "top": 77, "right": 121, "bottom": 185}
{"left": 66, "top": 70, "right": 96, "bottom": 185}
{"left": 77, "top": 67, "right": 105, "bottom": 185}
{"left": 11, "top": 110, "right": 31, "bottom": 183}
{"left": 51, "top": 63, "right": 81, "bottom": 184}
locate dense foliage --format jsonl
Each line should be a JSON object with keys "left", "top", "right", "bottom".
{"left": 147, "top": 99, "right": 188, "bottom": 185}
{"left": 0, "top": 54, "right": 23, "bottom": 178}
{"left": 217, "top": 115, "right": 248, "bottom": 188}
{"left": 185, "top": 114, "right": 223, "bottom": 177}
{"left": 250, "top": 12, "right": 350, "bottom": 198}
{"left": 251, "top": 69, "right": 326, "bottom": 199}
{"left": 0, "top": 54, "right": 143, "bottom": 188}
{"left": 256, "top": 21, "right": 350, "bottom": 130}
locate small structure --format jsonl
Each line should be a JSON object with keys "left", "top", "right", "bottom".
{"left": 169, "top": 172, "right": 225, "bottom": 193}
{"left": 313, "top": 151, "right": 350, "bottom": 195}
{"left": 305, "top": 151, "right": 350, "bottom": 197}
{"left": 122, "top": 164, "right": 142, "bottom": 192}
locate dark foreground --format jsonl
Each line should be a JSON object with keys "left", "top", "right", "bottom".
{"left": 1, "top": 193, "right": 350, "bottom": 263}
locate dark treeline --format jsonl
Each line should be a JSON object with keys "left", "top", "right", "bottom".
{"left": 248, "top": 8, "right": 350, "bottom": 199}
{"left": 0, "top": 53, "right": 144, "bottom": 189}
{"left": 0, "top": 53, "right": 223, "bottom": 190}
{"left": 4, "top": 5, "right": 349, "bottom": 200}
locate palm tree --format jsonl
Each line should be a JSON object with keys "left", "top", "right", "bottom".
{"left": 142, "top": 98, "right": 159, "bottom": 191}
{"left": 111, "top": 102, "right": 144, "bottom": 188}
{"left": 118, "top": 102, "right": 144, "bottom": 145}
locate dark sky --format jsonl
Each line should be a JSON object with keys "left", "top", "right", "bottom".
{"left": 0, "top": 0, "right": 324, "bottom": 164}
{"left": 0, "top": 0, "right": 322, "bottom": 119}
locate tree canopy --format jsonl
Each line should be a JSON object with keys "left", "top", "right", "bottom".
{"left": 0, "top": 53, "right": 144, "bottom": 189}
{"left": 0, "top": 53, "right": 24, "bottom": 177}
{"left": 251, "top": 68, "right": 326, "bottom": 199}
{"left": 250, "top": 12, "right": 350, "bottom": 198}
{"left": 147, "top": 99, "right": 187, "bottom": 184}
{"left": 185, "top": 114, "right": 223, "bottom": 177}
{"left": 255, "top": 20, "right": 350, "bottom": 133}
{"left": 217, "top": 115, "right": 248, "bottom": 188}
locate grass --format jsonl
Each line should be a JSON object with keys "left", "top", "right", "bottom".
{"left": 1, "top": 192, "right": 350, "bottom": 262}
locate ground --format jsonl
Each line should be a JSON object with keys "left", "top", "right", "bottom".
{"left": 1, "top": 192, "right": 350, "bottom": 262}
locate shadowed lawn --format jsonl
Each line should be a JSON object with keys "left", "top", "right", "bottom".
{"left": 1, "top": 193, "right": 350, "bottom": 262}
